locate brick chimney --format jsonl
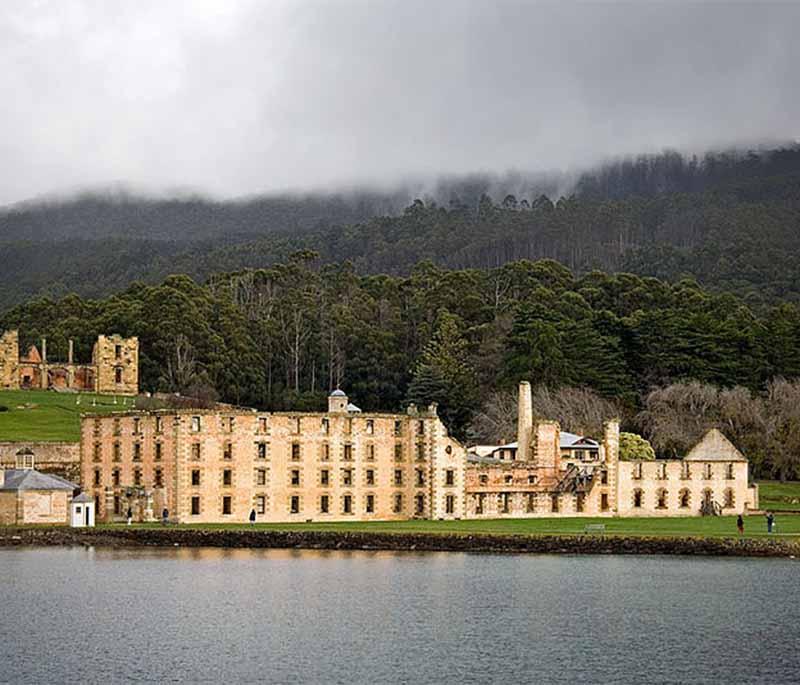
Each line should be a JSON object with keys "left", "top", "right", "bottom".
{"left": 516, "top": 381, "right": 533, "bottom": 461}
{"left": 533, "top": 421, "right": 561, "bottom": 475}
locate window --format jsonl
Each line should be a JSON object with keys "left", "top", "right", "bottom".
{"left": 320, "top": 469, "right": 330, "bottom": 486}
{"left": 321, "top": 418, "right": 329, "bottom": 434}
{"left": 366, "top": 419, "right": 374, "bottom": 435}
{"left": 590, "top": 450, "right": 599, "bottom": 460}
{"left": 290, "top": 496, "right": 300, "bottom": 514}
{"left": 154, "top": 442, "right": 163, "bottom": 461}
{"left": 658, "top": 463, "right": 667, "bottom": 480}
{"left": 93, "top": 443, "right": 101, "bottom": 462}
{"left": 504, "top": 474, "right": 513, "bottom": 484}
{"left": 394, "top": 420, "right": 403, "bottom": 436}
{"left": 155, "top": 416, "right": 163, "bottom": 433}
{"left": 343, "top": 494, "right": 353, "bottom": 514}
{"left": 601, "top": 470, "right": 608, "bottom": 485}
{"left": 256, "top": 469, "right": 266, "bottom": 486}
{"left": 394, "top": 443, "right": 404, "bottom": 461}
{"left": 113, "top": 496, "right": 120, "bottom": 515}
{"left": 527, "top": 474, "right": 536, "bottom": 484}
{"left": 551, "top": 494, "right": 559, "bottom": 513}
{"left": 633, "top": 489, "right": 643, "bottom": 508}
{"left": 346, "top": 418, "right": 353, "bottom": 434}
{"left": 343, "top": 444, "right": 353, "bottom": 461}
{"left": 115, "top": 368, "right": 122, "bottom": 384}
{"left": 294, "top": 417, "right": 301, "bottom": 434}
{"left": 726, "top": 463, "right": 735, "bottom": 480}
{"left": 223, "top": 469, "right": 232, "bottom": 487}
{"left": 154, "top": 468, "right": 163, "bottom": 488}
{"left": 633, "top": 463, "right": 643, "bottom": 480}
{"left": 112, "top": 469, "right": 120, "bottom": 487}
{"left": 223, "top": 442, "right": 233, "bottom": 461}
{"left": 576, "top": 494, "right": 585, "bottom": 512}
{"left": 656, "top": 489, "right": 667, "bottom": 509}
{"left": 224, "top": 416, "right": 235, "bottom": 432}
{"left": 679, "top": 489, "right": 691, "bottom": 508}
{"left": 366, "top": 444, "right": 375, "bottom": 461}
{"left": 133, "top": 417, "right": 141, "bottom": 435}
{"left": 415, "top": 493, "right": 425, "bottom": 515}
{"left": 724, "top": 489, "right": 735, "bottom": 508}
{"left": 479, "top": 474, "right": 488, "bottom": 485}
{"left": 257, "top": 442, "right": 268, "bottom": 460}
{"left": 113, "top": 442, "right": 121, "bottom": 462}
{"left": 256, "top": 495, "right": 266, "bottom": 515}
{"left": 501, "top": 493, "right": 510, "bottom": 514}
{"left": 416, "top": 443, "right": 425, "bottom": 461}
{"left": 222, "top": 496, "right": 232, "bottom": 515}
{"left": 191, "top": 416, "right": 201, "bottom": 432}
{"left": 366, "top": 469, "right": 375, "bottom": 486}
{"left": 366, "top": 494, "right": 375, "bottom": 513}
{"left": 320, "top": 495, "right": 329, "bottom": 513}
{"left": 393, "top": 493, "right": 403, "bottom": 513}
{"left": 291, "top": 469, "right": 300, "bottom": 486}
{"left": 133, "top": 469, "right": 141, "bottom": 486}
{"left": 681, "top": 462, "right": 691, "bottom": 480}
{"left": 476, "top": 494, "right": 485, "bottom": 514}
{"left": 415, "top": 469, "right": 425, "bottom": 487}
{"left": 394, "top": 469, "right": 403, "bottom": 486}
{"left": 342, "top": 469, "right": 353, "bottom": 486}
{"left": 445, "top": 469, "right": 455, "bottom": 486}
{"left": 258, "top": 417, "right": 268, "bottom": 433}
{"left": 93, "top": 468, "right": 101, "bottom": 486}
{"left": 417, "top": 420, "right": 425, "bottom": 436}
{"left": 291, "top": 443, "right": 301, "bottom": 461}
{"left": 321, "top": 443, "right": 330, "bottom": 461}
{"left": 113, "top": 418, "right": 121, "bottom": 436}
{"left": 133, "top": 442, "right": 142, "bottom": 462}
{"left": 191, "top": 470, "right": 201, "bottom": 486}
{"left": 93, "top": 418, "right": 101, "bottom": 436}
{"left": 191, "top": 497, "right": 200, "bottom": 515}
{"left": 704, "top": 463, "right": 713, "bottom": 480}
{"left": 115, "top": 344, "right": 122, "bottom": 359}
{"left": 601, "top": 493, "right": 609, "bottom": 511}
{"left": 445, "top": 495, "right": 455, "bottom": 514}
{"left": 527, "top": 493, "right": 537, "bottom": 513}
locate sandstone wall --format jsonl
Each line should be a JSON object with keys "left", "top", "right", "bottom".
{"left": 0, "top": 442, "right": 80, "bottom": 483}
{"left": 0, "top": 330, "right": 19, "bottom": 390}
{"left": 93, "top": 335, "right": 138, "bottom": 395}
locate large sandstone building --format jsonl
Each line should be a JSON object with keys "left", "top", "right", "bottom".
{"left": 80, "top": 391, "right": 465, "bottom": 523}
{"left": 464, "top": 381, "right": 758, "bottom": 518}
{"left": 0, "top": 330, "right": 138, "bottom": 395}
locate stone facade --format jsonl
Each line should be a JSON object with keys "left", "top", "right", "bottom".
{"left": 464, "top": 381, "right": 757, "bottom": 518}
{"left": 79, "top": 392, "right": 465, "bottom": 523}
{"left": 0, "top": 330, "right": 138, "bottom": 395}
{"left": 0, "top": 442, "right": 81, "bottom": 483}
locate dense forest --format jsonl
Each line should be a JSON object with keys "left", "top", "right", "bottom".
{"left": 1, "top": 146, "right": 800, "bottom": 309}
{"left": 3, "top": 254, "right": 800, "bottom": 477}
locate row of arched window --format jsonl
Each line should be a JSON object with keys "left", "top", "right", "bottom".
{"left": 632, "top": 487, "right": 735, "bottom": 509}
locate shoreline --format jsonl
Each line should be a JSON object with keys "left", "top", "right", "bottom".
{"left": 1, "top": 527, "right": 798, "bottom": 557}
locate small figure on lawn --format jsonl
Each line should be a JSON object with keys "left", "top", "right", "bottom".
{"left": 162, "top": 508, "right": 169, "bottom": 525}
{"left": 737, "top": 514, "right": 744, "bottom": 535}
{"left": 126, "top": 507, "right": 133, "bottom": 526}
{"left": 249, "top": 508, "right": 256, "bottom": 525}
{"left": 766, "top": 512, "right": 774, "bottom": 534}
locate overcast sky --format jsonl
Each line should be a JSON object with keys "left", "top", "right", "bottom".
{"left": 1, "top": 0, "right": 798, "bottom": 205}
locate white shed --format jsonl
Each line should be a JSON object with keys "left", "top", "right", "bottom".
{"left": 70, "top": 492, "right": 95, "bottom": 528}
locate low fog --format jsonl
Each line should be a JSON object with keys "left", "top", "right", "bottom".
{"left": 1, "top": 0, "right": 798, "bottom": 205}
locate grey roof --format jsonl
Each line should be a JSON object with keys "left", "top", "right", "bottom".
{"left": 71, "top": 492, "right": 93, "bottom": 503}
{"left": 0, "top": 469, "right": 77, "bottom": 491}
{"left": 346, "top": 402, "right": 362, "bottom": 413}
{"left": 559, "top": 432, "right": 599, "bottom": 449}
{"left": 684, "top": 429, "right": 747, "bottom": 462}
{"left": 329, "top": 389, "right": 346, "bottom": 397}
{"left": 467, "top": 453, "right": 505, "bottom": 464}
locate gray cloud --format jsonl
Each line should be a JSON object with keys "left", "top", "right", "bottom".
{"left": 1, "top": 0, "right": 798, "bottom": 204}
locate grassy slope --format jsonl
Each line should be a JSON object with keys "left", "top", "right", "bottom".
{"left": 758, "top": 481, "right": 800, "bottom": 511}
{"left": 0, "top": 390, "right": 132, "bottom": 442}
{"left": 121, "top": 514, "right": 800, "bottom": 539}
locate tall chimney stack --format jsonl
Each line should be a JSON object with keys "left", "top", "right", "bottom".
{"left": 517, "top": 381, "right": 533, "bottom": 461}
{"left": 41, "top": 337, "right": 47, "bottom": 363}
{"left": 68, "top": 339, "right": 74, "bottom": 364}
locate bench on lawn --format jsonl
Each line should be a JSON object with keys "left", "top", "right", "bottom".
{"left": 584, "top": 524, "right": 606, "bottom": 534}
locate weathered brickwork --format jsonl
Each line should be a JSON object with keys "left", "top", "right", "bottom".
{"left": 0, "top": 330, "right": 138, "bottom": 395}
{"left": 0, "top": 442, "right": 81, "bottom": 483}
{"left": 80, "top": 392, "right": 465, "bottom": 523}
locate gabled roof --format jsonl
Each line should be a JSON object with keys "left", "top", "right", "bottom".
{"left": 559, "top": 432, "right": 599, "bottom": 449}
{"left": 71, "top": 492, "right": 93, "bottom": 503}
{"left": 0, "top": 469, "right": 77, "bottom": 491}
{"left": 684, "top": 429, "right": 746, "bottom": 462}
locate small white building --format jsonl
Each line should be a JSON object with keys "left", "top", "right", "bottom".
{"left": 70, "top": 492, "right": 95, "bottom": 527}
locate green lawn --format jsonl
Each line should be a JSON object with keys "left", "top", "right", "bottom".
{"left": 758, "top": 480, "right": 800, "bottom": 512}
{"left": 115, "top": 513, "right": 800, "bottom": 539}
{"left": 0, "top": 390, "right": 134, "bottom": 442}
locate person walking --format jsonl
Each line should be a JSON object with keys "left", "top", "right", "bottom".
{"left": 126, "top": 506, "right": 133, "bottom": 526}
{"left": 249, "top": 508, "right": 256, "bottom": 525}
{"left": 767, "top": 512, "right": 774, "bottom": 534}
{"left": 737, "top": 514, "right": 744, "bottom": 535}
{"left": 162, "top": 508, "right": 169, "bottom": 525}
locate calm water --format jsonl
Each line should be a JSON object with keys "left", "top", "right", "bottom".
{"left": 0, "top": 548, "right": 798, "bottom": 684}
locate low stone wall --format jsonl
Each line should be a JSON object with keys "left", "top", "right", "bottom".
{"left": 1, "top": 528, "right": 797, "bottom": 557}
{"left": 0, "top": 442, "right": 80, "bottom": 483}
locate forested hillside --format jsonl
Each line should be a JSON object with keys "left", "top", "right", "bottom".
{"left": 1, "top": 146, "right": 799, "bottom": 310}
{"left": 3, "top": 254, "right": 800, "bottom": 476}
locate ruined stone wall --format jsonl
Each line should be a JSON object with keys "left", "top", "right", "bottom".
{"left": 617, "top": 460, "right": 755, "bottom": 516}
{"left": 0, "top": 442, "right": 81, "bottom": 483}
{"left": 0, "top": 330, "right": 19, "bottom": 390}
{"left": 81, "top": 408, "right": 466, "bottom": 524}
{"left": 0, "top": 492, "right": 18, "bottom": 525}
{"left": 93, "top": 335, "right": 138, "bottom": 395}
{"left": 20, "top": 491, "right": 70, "bottom": 525}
